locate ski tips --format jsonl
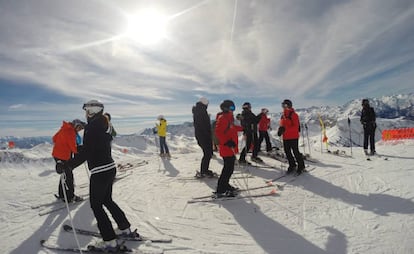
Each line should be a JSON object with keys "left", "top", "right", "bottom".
{"left": 266, "top": 181, "right": 273, "bottom": 186}
{"left": 269, "top": 188, "right": 277, "bottom": 194}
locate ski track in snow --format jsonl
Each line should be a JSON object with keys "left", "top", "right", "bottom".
{"left": 1, "top": 138, "right": 414, "bottom": 253}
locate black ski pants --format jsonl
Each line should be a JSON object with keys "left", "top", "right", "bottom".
{"left": 90, "top": 168, "right": 131, "bottom": 241}
{"left": 197, "top": 138, "right": 213, "bottom": 174}
{"left": 258, "top": 130, "right": 272, "bottom": 152}
{"left": 217, "top": 155, "right": 235, "bottom": 193}
{"left": 159, "top": 136, "right": 169, "bottom": 154}
{"left": 363, "top": 125, "right": 376, "bottom": 152}
{"left": 55, "top": 157, "right": 75, "bottom": 201}
{"left": 283, "top": 139, "right": 305, "bottom": 170}
{"left": 239, "top": 131, "right": 259, "bottom": 161}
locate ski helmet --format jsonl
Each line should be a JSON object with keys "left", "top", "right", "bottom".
{"left": 83, "top": 100, "right": 104, "bottom": 117}
{"left": 157, "top": 115, "right": 165, "bottom": 120}
{"left": 281, "top": 99, "right": 292, "bottom": 108}
{"left": 220, "top": 100, "right": 235, "bottom": 112}
{"left": 199, "top": 97, "right": 209, "bottom": 106}
{"left": 242, "top": 102, "right": 251, "bottom": 109}
{"left": 72, "top": 119, "right": 86, "bottom": 129}
{"left": 362, "top": 99, "right": 370, "bottom": 107}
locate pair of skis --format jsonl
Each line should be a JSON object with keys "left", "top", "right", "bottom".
{"left": 117, "top": 160, "right": 149, "bottom": 172}
{"left": 187, "top": 167, "right": 316, "bottom": 203}
{"left": 40, "top": 224, "right": 171, "bottom": 253}
{"left": 31, "top": 194, "right": 87, "bottom": 216}
{"left": 267, "top": 167, "right": 316, "bottom": 191}
{"left": 366, "top": 153, "right": 388, "bottom": 161}
{"left": 187, "top": 182, "right": 279, "bottom": 204}
{"left": 178, "top": 174, "right": 254, "bottom": 181}
{"left": 62, "top": 224, "right": 172, "bottom": 243}
{"left": 187, "top": 190, "right": 279, "bottom": 203}
{"left": 260, "top": 151, "right": 288, "bottom": 164}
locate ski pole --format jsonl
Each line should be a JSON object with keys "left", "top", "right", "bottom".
{"left": 235, "top": 138, "right": 250, "bottom": 193}
{"left": 60, "top": 174, "right": 83, "bottom": 254}
{"left": 300, "top": 123, "right": 306, "bottom": 155}
{"left": 348, "top": 117, "right": 353, "bottom": 156}
{"left": 305, "top": 123, "right": 311, "bottom": 157}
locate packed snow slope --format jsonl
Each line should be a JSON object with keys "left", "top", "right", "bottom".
{"left": 1, "top": 128, "right": 414, "bottom": 253}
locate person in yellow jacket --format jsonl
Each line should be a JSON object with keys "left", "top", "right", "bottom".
{"left": 156, "top": 115, "right": 170, "bottom": 158}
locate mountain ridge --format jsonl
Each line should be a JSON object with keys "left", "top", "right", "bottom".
{"left": 2, "top": 93, "right": 413, "bottom": 149}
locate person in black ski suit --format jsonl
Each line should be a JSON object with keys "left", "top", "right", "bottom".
{"left": 360, "top": 98, "right": 376, "bottom": 155}
{"left": 57, "top": 100, "right": 135, "bottom": 251}
{"left": 192, "top": 97, "right": 215, "bottom": 177}
{"left": 239, "top": 102, "right": 263, "bottom": 163}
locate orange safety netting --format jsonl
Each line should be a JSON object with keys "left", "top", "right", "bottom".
{"left": 382, "top": 128, "right": 414, "bottom": 141}
{"left": 8, "top": 141, "right": 15, "bottom": 149}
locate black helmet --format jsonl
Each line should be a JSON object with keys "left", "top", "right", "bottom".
{"left": 220, "top": 100, "right": 235, "bottom": 112}
{"left": 242, "top": 102, "right": 251, "bottom": 109}
{"left": 362, "top": 99, "right": 370, "bottom": 106}
{"left": 282, "top": 99, "right": 292, "bottom": 108}
{"left": 71, "top": 119, "right": 86, "bottom": 129}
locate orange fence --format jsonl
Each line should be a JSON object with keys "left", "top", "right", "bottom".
{"left": 382, "top": 128, "right": 414, "bottom": 141}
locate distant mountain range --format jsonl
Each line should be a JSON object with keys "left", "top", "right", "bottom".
{"left": 2, "top": 93, "right": 413, "bottom": 149}
{"left": 296, "top": 93, "right": 414, "bottom": 128}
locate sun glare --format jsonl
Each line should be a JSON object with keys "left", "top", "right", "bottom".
{"left": 124, "top": 9, "right": 167, "bottom": 45}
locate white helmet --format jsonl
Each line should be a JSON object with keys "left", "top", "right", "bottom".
{"left": 157, "top": 115, "right": 164, "bottom": 120}
{"left": 83, "top": 100, "right": 104, "bottom": 118}
{"left": 199, "top": 97, "right": 209, "bottom": 106}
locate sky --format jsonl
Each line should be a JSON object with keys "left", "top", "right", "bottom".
{"left": 1, "top": 0, "right": 414, "bottom": 137}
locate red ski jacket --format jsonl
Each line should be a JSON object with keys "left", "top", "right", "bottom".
{"left": 279, "top": 108, "right": 300, "bottom": 140}
{"left": 52, "top": 121, "right": 78, "bottom": 160}
{"left": 215, "top": 111, "right": 243, "bottom": 157}
{"left": 258, "top": 113, "right": 270, "bottom": 131}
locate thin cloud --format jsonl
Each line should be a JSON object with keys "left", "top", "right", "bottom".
{"left": 0, "top": 0, "right": 413, "bottom": 135}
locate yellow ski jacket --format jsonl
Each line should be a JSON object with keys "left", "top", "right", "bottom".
{"left": 156, "top": 119, "right": 167, "bottom": 137}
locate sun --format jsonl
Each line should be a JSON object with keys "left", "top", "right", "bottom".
{"left": 124, "top": 9, "right": 168, "bottom": 45}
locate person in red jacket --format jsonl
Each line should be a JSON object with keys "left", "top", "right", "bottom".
{"left": 257, "top": 108, "right": 272, "bottom": 152}
{"left": 277, "top": 99, "right": 305, "bottom": 175}
{"left": 215, "top": 100, "right": 243, "bottom": 197}
{"left": 52, "top": 119, "right": 85, "bottom": 202}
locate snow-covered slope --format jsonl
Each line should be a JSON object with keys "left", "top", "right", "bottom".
{"left": 1, "top": 93, "right": 414, "bottom": 253}
{"left": 1, "top": 128, "right": 414, "bottom": 253}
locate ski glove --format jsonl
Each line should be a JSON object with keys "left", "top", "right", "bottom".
{"left": 55, "top": 160, "right": 68, "bottom": 174}
{"left": 224, "top": 140, "right": 236, "bottom": 148}
{"left": 277, "top": 126, "right": 285, "bottom": 136}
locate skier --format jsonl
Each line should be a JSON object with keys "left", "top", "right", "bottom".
{"left": 192, "top": 97, "right": 215, "bottom": 177}
{"left": 58, "top": 100, "right": 136, "bottom": 252}
{"left": 239, "top": 102, "right": 262, "bottom": 163}
{"left": 156, "top": 115, "right": 171, "bottom": 158}
{"left": 215, "top": 100, "right": 243, "bottom": 197}
{"left": 277, "top": 99, "right": 305, "bottom": 175}
{"left": 52, "top": 119, "right": 85, "bottom": 202}
{"left": 360, "top": 99, "right": 376, "bottom": 155}
{"left": 257, "top": 108, "right": 272, "bottom": 153}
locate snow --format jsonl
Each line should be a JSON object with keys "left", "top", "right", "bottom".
{"left": 1, "top": 122, "right": 414, "bottom": 254}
